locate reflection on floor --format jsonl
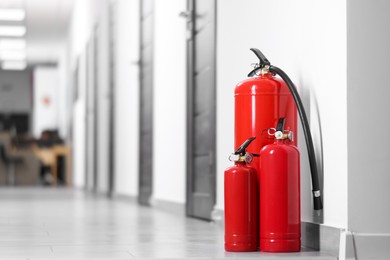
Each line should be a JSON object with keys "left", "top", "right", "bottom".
{"left": 0, "top": 188, "right": 336, "bottom": 259}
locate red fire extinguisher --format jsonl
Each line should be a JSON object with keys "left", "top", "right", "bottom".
{"left": 235, "top": 48, "right": 322, "bottom": 211}
{"left": 259, "top": 118, "right": 300, "bottom": 252}
{"left": 224, "top": 137, "right": 258, "bottom": 252}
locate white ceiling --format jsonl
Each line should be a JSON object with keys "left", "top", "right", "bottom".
{"left": 0, "top": 0, "right": 75, "bottom": 64}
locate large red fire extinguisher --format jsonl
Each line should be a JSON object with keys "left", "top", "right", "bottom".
{"left": 235, "top": 48, "right": 322, "bottom": 211}
{"left": 235, "top": 53, "right": 297, "bottom": 174}
{"left": 224, "top": 137, "right": 258, "bottom": 252}
{"left": 259, "top": 118, "right": 300, "bottom": 252}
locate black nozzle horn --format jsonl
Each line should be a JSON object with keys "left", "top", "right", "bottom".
{"left": 248, "top": 48, "right": 271, "bottom": 77}
{"left": 276, "top": 118, "right": 286, "bottom": 132}
{"left": 250, "top": 48, "right": 270, "bottom": 67}
{"left": 234, "top": 137, "right": 256, "bottom": 156}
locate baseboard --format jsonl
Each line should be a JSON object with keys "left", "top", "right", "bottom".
{"left": 339, "top": 231, "right": 390, "bottom": 260}
{"left": 113, "top": 193, "right": 138, "bottom": 203}
{"left": 211, "top": 207, "right": 224, "bottom": 226}
{"left": 85, "top": 188, "right": 111, "bottom": 198}
{"left": 301, "top": 221, "right": 341, "bottom": 256}
{"left": 150, "top": 197, "right": 186, "bottom": 215}
{"left": 107, "top": 191, "right": 186, "bottom": 215}
{"left": 90, "top": 189, "right": 139, "bottom": 203}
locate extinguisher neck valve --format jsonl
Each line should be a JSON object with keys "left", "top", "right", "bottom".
{"left": 229, "top": 154, "right": 239, "bottom": 162}
{"left": 275, "top": 131, "right": 284, "bottom": 140}
{"left": 260, "top": 65, "right": 270, "bottom": 75}
{"left": 228, "top": 152, "right": 254, "bottom": 164}
{"left": 274, "top": 130, "right": 294, "bottom": 141}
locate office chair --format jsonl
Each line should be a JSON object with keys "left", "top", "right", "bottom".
{"left": 0, "top": 144, "right": 24, "bottom": 186}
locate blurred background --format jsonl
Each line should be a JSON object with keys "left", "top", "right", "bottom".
{"left": 0, "top": 0, "right": 189, "bottom": 213}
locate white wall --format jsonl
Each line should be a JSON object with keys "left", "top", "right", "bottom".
{"left": 72, "top": 52, "right": 87, "bottom": 188}
{"left": 152, "top": 0, "right": 187, "bottom": 204}
{"left": 92, "top": 0, "right": 110, "bottom": 193}
{"left": 66, "top": 0, "right": 141, "bottom": 194}
{"left": 67, "top": 0, "right": 93, "bottom": 189}
{"left": 68, "top": 0, "right": 96, "bottom": 65}
{"left": 66, "top": 0, "right": 113, "bottom": 192}
{"left": 64, "top": 0, "right": 187, "bottom": 202}
{"left": 113, "top": 0, "right": 140, "bottom": 197}
{"left": 57, "top": 46, "right": 70, "bottom": 139}
{"left": 347, "top": 0, "right": 390, "bottom": 233}
{"left": 216, "top": 0, "right": 348, "bottom": 229}
{"left": 33, "top": 67, "right": 60, "bottom": 138}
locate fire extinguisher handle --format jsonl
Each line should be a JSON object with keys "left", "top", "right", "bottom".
{"left": 234, "top": 137, "right": 256, "bottom": 156}
{"left": 250, "top": 48, "right": 270, "bottom": 68}
{"left": 276, "top": 118, "right": 286, "bottom": 132}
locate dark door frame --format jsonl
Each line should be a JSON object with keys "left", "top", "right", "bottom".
{"left": 185, "top": 0, "right": 217, "bottom": 220}
{"left": 108, "top": 0, "right": 117, "bottom": 197}
{"left": 85, "top": 40, "right": 91, "bottom": 189}
{"left": 138, "top": 0, "right": 154, "bottom": 205}
{"left": 93, "top": 24, "right": 99, "bottom": 192}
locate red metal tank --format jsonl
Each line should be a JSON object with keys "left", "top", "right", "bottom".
{"left": 224, "top": 161, "right": 258, "bottom": 252}
{"left": 259, "top": 125, "right": 300, "bottom": 252}
{"left": 224, "top": 137, "right": 258, "bottom": 252}
{"left": 234, "top": 73, "right": 297, "bottom": 173}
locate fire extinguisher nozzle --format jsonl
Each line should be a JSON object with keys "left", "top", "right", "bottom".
{"left": 313, "top": 196, "right": 323, "bottom": 210}
{"left": 313, "top": 190, "right": 323, "bottom": 210}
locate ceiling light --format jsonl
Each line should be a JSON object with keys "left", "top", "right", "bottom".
{"left": 0, "top": 26, "right": 26, "bottom": 37}
{"left": 0, "top": 50, "right": 26, "bottom": 60}
{"left": 2, "top": 61, "right": 27, "bottom": 70}
{"left": 0, "top": 9, "right": 26, "bottom": 21}
{"left": 0, "top": 39, "right": 26, "bottom": 49}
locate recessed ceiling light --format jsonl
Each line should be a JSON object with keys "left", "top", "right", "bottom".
{"left": 2, "top": 60, "right": 27, "bottom": 70}
{"left": 0, "top": 26, "right": 26, "bottom": 37}
{"left": 0, "top": 9, "right": 26, "bottom": 21}
{"left": 0, "top": 50, "right": 26, "bottom": 60}
{"left": 0, "top": 39, "right": 26, "bottom": 49}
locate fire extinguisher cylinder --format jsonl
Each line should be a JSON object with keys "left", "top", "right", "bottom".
{"left": 224, "top": 137, "right": 258, "bottom": 252}
{"left": 249, "top": 48, "right": 323, "bottom": 211}
{"left": 259, "top": 118, "right": 301, "bottom": 252}
{"left": 234, "top": 62, "right": 297, "bottom": 175}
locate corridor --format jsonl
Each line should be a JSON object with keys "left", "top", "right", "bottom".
{"left": 0, "top": 188, "right": 335, "bottom": 260}
{"left": 0, "top": 0, "right": 389, "bottom": 259}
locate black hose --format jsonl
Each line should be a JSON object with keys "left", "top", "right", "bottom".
{"left": 269, "top": 65, "right": 323, "bottom": 210}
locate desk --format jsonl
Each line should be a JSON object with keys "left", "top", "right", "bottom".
{"left": 33, "top": 145, "right": 72, "bottom": 186}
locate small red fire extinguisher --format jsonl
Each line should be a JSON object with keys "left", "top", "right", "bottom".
{"left": 259, "top": 118, "right": 300, "bottom": 252}
{"left": 224, "top": 137, "right": 258, "bottom": 252}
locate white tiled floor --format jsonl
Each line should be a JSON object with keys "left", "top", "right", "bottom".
{"left": 0, "top": 188, "right": 336, "bottom": 259}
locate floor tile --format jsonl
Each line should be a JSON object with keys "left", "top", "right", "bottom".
{"left": 0, "top": 188, "right": 336, "bottom": 259}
